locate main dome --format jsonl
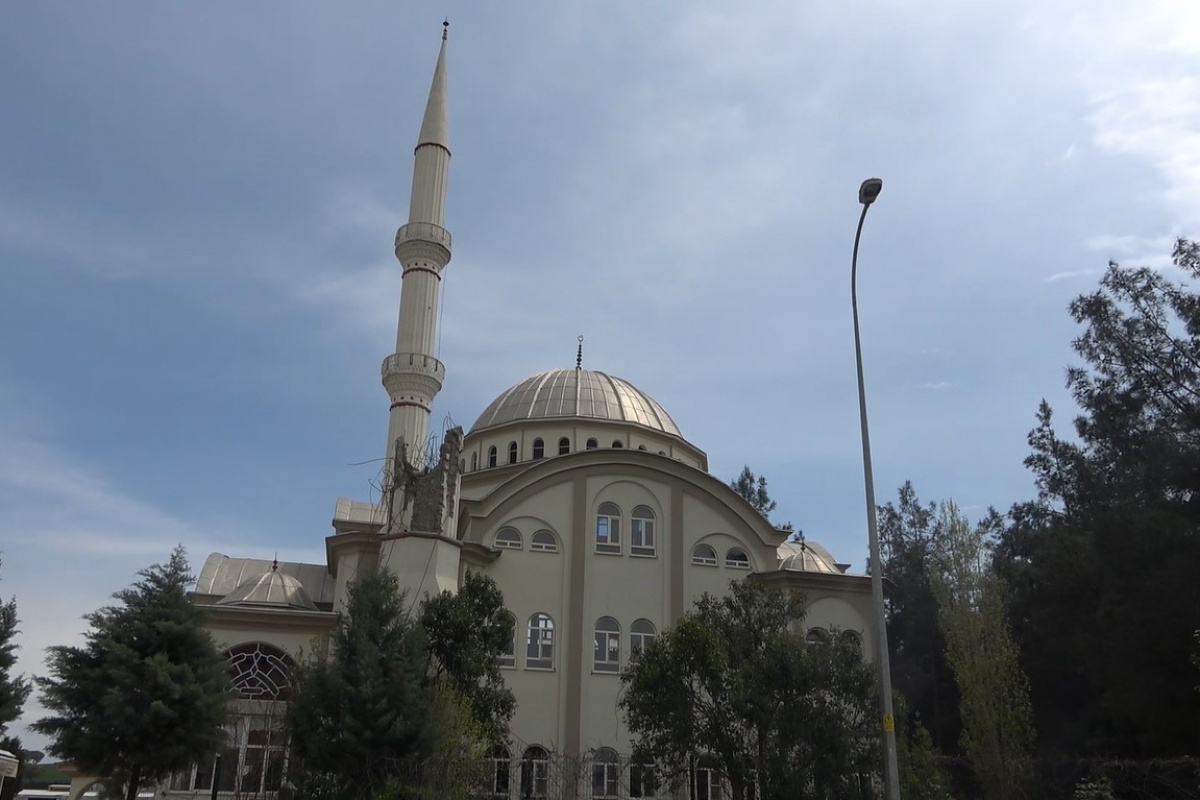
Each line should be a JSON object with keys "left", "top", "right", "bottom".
{"left": 470, "top": 369, "right": 683, "bottom": 437}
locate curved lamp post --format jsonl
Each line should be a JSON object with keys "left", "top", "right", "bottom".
{"left": 851, "top": 177, "right": 901, "bottom": 800}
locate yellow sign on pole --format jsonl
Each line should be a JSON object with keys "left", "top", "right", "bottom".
{"left": 882, "top": 712, "right": 895, "bottom": 733}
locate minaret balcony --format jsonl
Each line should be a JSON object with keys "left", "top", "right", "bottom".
{"left": 382, "top": 352, "right": 446, "bottom": 397}
{"left": 395, "top": 222, "right": 452, "bottom": 265}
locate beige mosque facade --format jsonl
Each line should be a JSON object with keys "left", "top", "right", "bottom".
{"left": 171, "top": 30, "right": 880, "bottom": 800}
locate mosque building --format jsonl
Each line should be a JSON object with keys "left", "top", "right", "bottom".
{"left": 176, "top": 28, "right": 879, "bottom": 800}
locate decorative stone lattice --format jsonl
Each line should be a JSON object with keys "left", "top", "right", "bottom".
{"left": 224, "top": 642, "right": 294, "bottom": 700}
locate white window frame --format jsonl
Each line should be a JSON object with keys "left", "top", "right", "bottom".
{"left": 691, "top": 544, "right": 718, "bottom": 566}
{"left": 531, "top": 530, "right": 558, "bottom": 553}
{"left": 593, "top": 617, "right": 621, "bottom": 673}
{"left": 631, "top": 505, "right": 656, "bottom": 557}
{"left": 596, "top": 502, "right": 622, "bottom": 554}
{"left": 725, "top": 548, "right": 750, "bottom": 569}
{"left": 630, "top": 618, "right": 657, "bottom": 660}
{"left": 592, "top": 748, "right": 620, "bottom": 800}
{"left": 494, "top": 527, "right": 523, "bottom": 550}
{"left": 527, "top": 613, "right": 555, "bottom": 669}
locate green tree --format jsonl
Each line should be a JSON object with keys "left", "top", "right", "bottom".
{"left": 619, "top": 579, "right": 877, "bottom": 800}
{"left": 893, "top": 694, "right": 953, "bottom": 800}
{"left": 419, "top": 570, "right": 515, "bottom": 742}
{"left": 729, "top": 466, "right": 794, "bottom": 531}
{"left": 32, "top": 547, "right": 230, "bottom": 800}
{"left": 285, "top": 566, "right": 433, "bottom": 800}
{"left": 932, "top": 502, "right": 1033, "bottom": 800}
{"left": 877, "top": 482, "right": 960, "bottom": 754}
{"left": 0, "top": 557, "right": 31, "bottom": 738}
{"left": 996, "top": 240, "right": 1200, "bottom": 756}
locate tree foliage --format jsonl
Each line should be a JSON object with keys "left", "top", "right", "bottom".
{"left": 619, "top": 579, "right": 877, "bottom": 800}
{"left": 995, "top": 240, "right": 1200, "bottom": 757}
{"left": 0, "top": 557, "right": 31, "bottom": 739}
{"left": 419, "top": 570, "right": 515, "bottom": 743}
{"left": 729, "top": 466, "right": 778, "bottom": 520}
{"left": 285, "top": 565, "right": 433, "bottom": 800}
{"left": 931, "top": 502, "right": 1034, "bottom": 800}
{"left": 877, "top": 482, "right": 960, "bottom": 755}
{"left": 31, "top": 547, "right": 230, "bottom": 800}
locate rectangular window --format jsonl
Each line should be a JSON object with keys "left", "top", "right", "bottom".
{"left": 630, "top": 762, "right": 656, "bottom": 799}
{"left": 592, "top": 761, "right": 619, "bottom": 799}
{"left": 631, "top": 518, "right": 656, "bottom": 556}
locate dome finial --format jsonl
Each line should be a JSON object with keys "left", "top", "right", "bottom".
{"left": 271, "top": 553, "right": 279, "bottom": 571}
{"left": 442, "top": 18, "right": 449, "bottom": 41}
{"left": 576, "top": 335, "right": 584, "bottom": 370}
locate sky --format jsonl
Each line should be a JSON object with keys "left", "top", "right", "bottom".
{"left": 2, "top": 0, "right": 1199, "bottom": 750}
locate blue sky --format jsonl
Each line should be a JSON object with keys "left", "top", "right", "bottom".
{"left": 3, "top": 1, "right": 1198, "bottom": 749}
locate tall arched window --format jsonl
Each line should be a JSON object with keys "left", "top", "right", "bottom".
{"left": 596, "top": 502, "right": 621, "bottom": 554}
{"left": 586, "top": 437, "right": 598, "bottom": 450}
{"left": 521, "top": 746, "right": 549, "bottom": 800}
{"left": 533, "top": 438, "right": 545, "bottom": 459}
{"left": 593, "top": 617, "right": 621, "bottom": 673}
{"left": 611, "top": 439, "right": 623, "bottom": 448}
{"left": 527, "top": 613, "right": 555, "bottom": 669}
{"left": 471, "top": 451, "right": 478, "bottom": 471}
{"left": 489, "top": 745, "right": 511, "bottom": 799}
{"left": 498, "top": 611, "right": 517, "bottom": 668}
{"left": 592, "top": 748, "right": 619, "bottom": 800}
{"left": 488, "top": 446, "right": 497, "bottom": 468}
{"left": 508, "top": 441, "right": 518, "bottom": 465}
{"left": 694, "top": 756, "right": 722, "bottom": 800}
{"left": 631, "top": 505, "right": 656, "bottom": 556}
{"left": 691, "top": 544, "right": 717, "bottom": 566}
{"left": 630, "top": 619, "right": 657, "bottom": 659}
{"left": 558, "top": 436, "right": 571, "bottom": 455}
{"left": 630, "top": 754, "right": 656, "bottom": 799}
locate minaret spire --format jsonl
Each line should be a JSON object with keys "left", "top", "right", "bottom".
{"left": 382, "top": 28, "right": 453, "bottom": 474}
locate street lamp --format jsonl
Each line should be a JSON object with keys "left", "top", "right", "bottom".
{"left": 850, "top": 177, "right": 901, "bottom": 800}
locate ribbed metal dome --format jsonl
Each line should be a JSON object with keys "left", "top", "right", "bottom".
{"left": 470, "top": 369, "right": 682, "bottom": 437}
{"left": 776, "top": 540, "right": 844, "bottom": 575}
{"left": 217, "top": 566, "right": 318, "bottom": 611}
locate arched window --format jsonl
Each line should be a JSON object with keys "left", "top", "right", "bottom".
{"left": 631, "top": 505, "right": 656, "bottom": 556}
{"left": 558, "top": 436, "right": 571, "bottom": 455}
{"left": 637, "top": 444, "right": 647, "bottom": 451}
{"left": 586, "top": 437, "right": 598, "bottom": 450}
{"left": 527, "top": 613, "right": 555, "bottom": 669}
{"left": 531, "top": 530, "right": 558, "bottom": 553}
{"left": 725, "top": 548, "right": 751, "bottom": 569}
{"left": 508, "top": 441, "right": 518, "bottom": 465}
{"left": 592, "top": 747, "right": 620, "bottom": 799}
{"left": 533, "top": 438, "right": 545, "bottom": 459}
{"left": 841, "top": 629, "right": 863, "bottom": 652}
{"left": 611, "top": 439, "right": 623, "bottom": 448}
{"left": 471, "top": 451, "right": 478, "bottom": 471}
{"left": 521, "top": 746, "right": 549, "bottom": 800}
{"left": 630, "top": 619, "right": 657, "bottom": 659}
{"left": 488, "top": 446, "right": 497, "bottom": 468}
{"left": 630, "top": 754, "right": 656, "bottom": 799}
{"left": 806, "top": 627, "right": 829, "bottom": 646}
{"left": 657, "top": 450, "right": 666, "bottom": 456}
{"left": 694, "top": 756, "right": 723, "bottom": 800}
{"left": 489, "top": 745, "right": 511, "bottom": 799}
{"left": 224, "top": 642, "right": 294, "bottom": 700}
{"left": 494, "top": 527, "right": 522, "bottom": 550}
{"left": 498, "top": 611, "right": 517, "bottom": 668}
{"left": 596, "top": 502, "right": 621, "bottom": 554}
{"left": 593, "top": 617, "right": 621, "bottom": 673}
{"left": 691, "top": 544, "right": 718, "bottom": 566}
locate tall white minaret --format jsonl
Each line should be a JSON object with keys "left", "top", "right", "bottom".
{"left": 382, "top": 24, "right": 451, "bottom": 472}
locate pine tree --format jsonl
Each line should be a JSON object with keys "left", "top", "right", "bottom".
{"left": 0, "top": 557, "right": 31, "bottom": 737}
{"left": 285, "top": 565, "right": 433, "bottom": 800}
{"left": 32, "top": 547, "right": 230, "bottom": 800}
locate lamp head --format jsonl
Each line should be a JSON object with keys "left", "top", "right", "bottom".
{"left": 859, "top": 178, "right": 883, "bottom": 206}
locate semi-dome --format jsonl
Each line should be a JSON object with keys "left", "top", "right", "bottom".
{"left": 217, "top": 564, "right": 318, "bottom": 611}
{"left": 470, "top": 369, "right": 683, "bottom": 437}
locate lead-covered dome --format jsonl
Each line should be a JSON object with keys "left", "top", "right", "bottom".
{"left": 470, "top": 369, "right": 683, "bottom": 437}
{"left": 217, "top": 566, "right": 318, "bottom": 611}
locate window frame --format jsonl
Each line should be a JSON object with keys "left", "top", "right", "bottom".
{"left": 593, "top": 617, "right": 621, "bottom": 673}
{"left": 530, "top": 530, "right": 558, "bottom": 553}
{"left": 592, "top": 747, "right": 620, "bottom": 800}
{"left": 595, "top": 502, "right": 622, "bottom": 554}
{"left": 526, "top": 613, "right": 555, "bottom": 670}
{"left": 630, "top": 618, "right": 657, "bottom": 660}
{"left": 725, "top": 547, "right": 751, "bottom": 569}
{"left": 488, "top": 446, "right": 497, "bottom": 468}
{"left": 533, "top": 438, "right": 545, "bottom": 459}
{"left": 494, "top": 527, "right": 523, "bottom": 550}
{"left": 558, "top": 436, "right": 571, "bottom": 455}
{"left": 521, "top": 746, "right": 550, "bottom": 800}
{"left": 508, "top": 440, "right": 519, "bottom": 465}
{"left": 498, "top": 611, "right": 517, "bottom": 668}
{"left": 631, "top": 505, "right": 657, "bottom": 557}
{"left": 691, "top": 544, "right": 718, "bottom": 566}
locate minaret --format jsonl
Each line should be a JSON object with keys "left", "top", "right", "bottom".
{"left": 382, "top": 24, "right": 451, "bottom": 473}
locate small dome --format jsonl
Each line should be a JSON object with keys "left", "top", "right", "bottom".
{"left": 470, "top": 369, "right": 682, "bottom": 437}
{"left": 217, "top": 566, "right": 318, "bottom": 611}
{"left": 777, "top": 540, "right": 844, "bottom": 575}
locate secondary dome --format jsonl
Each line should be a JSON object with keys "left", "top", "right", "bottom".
{"left": 470, "top": 369, "right": 683, "bottom": 437}
{"left": 217, "top": 565, "right": 318, "bottom": 611}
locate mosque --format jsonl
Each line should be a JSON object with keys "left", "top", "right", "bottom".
{"left": 172, "top": 28, "right": 879, "bottom": 800}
